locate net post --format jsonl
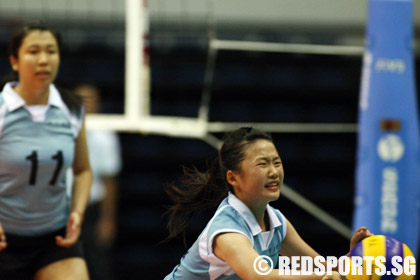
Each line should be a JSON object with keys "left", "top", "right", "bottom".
{"left": 125, "top": 0, "right": 148, "bottom": 121}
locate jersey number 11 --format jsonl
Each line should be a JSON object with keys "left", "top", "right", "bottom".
{"left": 26, "top": 150, "right": 64, "bottom": 186}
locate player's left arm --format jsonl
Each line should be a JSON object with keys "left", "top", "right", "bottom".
{"left": 70, "top": 117, "right": 92, "bottom": 218}
{"left": 57, "top": 118, "right": 92, "bottom": 247}
{"left": 280, "top": 219, "right": 373, "bottom": 275}
{"left": 280, "top": 220, "right": 373, "bottom": 257}
{"left": 280, "top": 219, "right": 321, "bottom": 258}
{"left": 279, "top": 219, "right": 341, "bottom": 272}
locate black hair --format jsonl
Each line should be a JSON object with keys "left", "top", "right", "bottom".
{"left": 55, "top": 86, "right": 83, "bottom": 117}
{"left": 8, "top": 21, "right": 62, "bottom": 59}
{"left": 3, "top": 22, "right": 81, "bottom": 116}
{"left": 165, "top": 127, "right": 273, "bottom": 242}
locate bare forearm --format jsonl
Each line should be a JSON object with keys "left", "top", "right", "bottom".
{"left": 71, "top": 169, "right": 92, "bottom": 214}
{"left": 266, "top": 271, "right": 331, "bottom": 280}
{"left": 238, "top": 267, "right": 334, "bottom": 280}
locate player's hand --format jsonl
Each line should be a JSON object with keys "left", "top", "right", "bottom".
{"left": 349, "top": 226, "right": 373, "bottom": 252}
{"left": 56, "top": 211, "right": 83, "bottom": 247}
{"left": 322, "top": 271, "right": 342, "bottom": 280}
{"left": 0, "top": 223, "right": 7, "bottom": 251}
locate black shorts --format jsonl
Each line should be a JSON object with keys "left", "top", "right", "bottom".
{"left": 0, "top": 227, "right": 84, "bottom": 280}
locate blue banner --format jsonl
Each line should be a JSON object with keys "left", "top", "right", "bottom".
{"left": 353, "top": 0, "right": 420, "bottom": 257}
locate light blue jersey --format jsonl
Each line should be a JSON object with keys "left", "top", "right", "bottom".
{"left": 0, "top": 82, "right": 83, "bottom": 236}
{"left": 165, "top": 192, "right": 287, "bottom": 280}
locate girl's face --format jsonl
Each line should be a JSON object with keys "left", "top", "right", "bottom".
{"left": 10, "top": 30, "right": 60, "bottom": 88}
{"left": 230, "top": 139, "right": 284, "bottom": 206}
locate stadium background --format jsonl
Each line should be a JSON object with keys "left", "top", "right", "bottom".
{"left": 0, "top": 1, "right": 419, "bottom": 279}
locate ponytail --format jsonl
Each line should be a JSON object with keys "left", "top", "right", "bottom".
{"left": 165, "top": 158, "right": 229, "bottom": 243}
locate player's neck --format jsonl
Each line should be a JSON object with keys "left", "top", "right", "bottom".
{"left": 14, "top": 82, "right": 49, "bottom": 105}
{"left": 246, "top": 202, "right": 268, "bottom": 231}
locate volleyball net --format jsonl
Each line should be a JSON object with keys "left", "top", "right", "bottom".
{"left": 86, "top": 0, "right": 361, "bottom": 140}
{"left": 0, "top": 0, "right": 371, "bottom": 239}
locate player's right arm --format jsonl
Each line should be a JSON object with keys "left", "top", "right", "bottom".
{"left": 213, "top": 232, "right": 330, "bottom": 280}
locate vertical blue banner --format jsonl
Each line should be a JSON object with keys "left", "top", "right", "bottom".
{"left": 353, "top": 0, "right": 420, "bottom": 257}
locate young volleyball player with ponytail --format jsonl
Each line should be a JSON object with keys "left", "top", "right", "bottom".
{"left": 165, "top": 127, "right": 371, "bottom": 280}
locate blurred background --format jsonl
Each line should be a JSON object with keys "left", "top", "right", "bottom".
{"left": 0, "top": 0, "right": 419, "bottom": 279}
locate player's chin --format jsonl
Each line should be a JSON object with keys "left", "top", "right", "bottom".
{"left": 263, "top": 187, "right": 281, "bottom": 200}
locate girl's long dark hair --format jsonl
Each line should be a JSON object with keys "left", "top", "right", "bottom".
{"left": 165, "top": 127, "right": 273, "bottom": 242}
{"left": 3, "top": 21, "right": 82, "bottom": 117}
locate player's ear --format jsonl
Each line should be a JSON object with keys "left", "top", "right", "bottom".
{"left": 9, "top": 55, "right": 18, "bottom": 72}
{"left": 226, "top": 170, "right": 239, "bottom": 188}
